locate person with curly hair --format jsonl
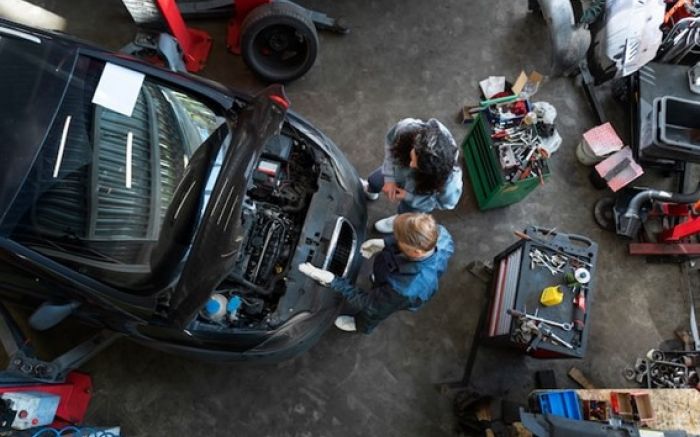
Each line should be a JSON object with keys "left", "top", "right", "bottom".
{"left": 362, "top": 118, "right": 463, "bottom": 233}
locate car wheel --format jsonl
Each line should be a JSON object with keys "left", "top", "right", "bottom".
{"left": 121, "top": 0, "right": 167, "bottom": 31}
{"left": 241, "top": 2, "right": 319, "bottom": 83}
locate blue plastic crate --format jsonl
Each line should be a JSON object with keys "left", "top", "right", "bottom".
{"left": 537, "top": 391, "right": 582, "bottom": 420}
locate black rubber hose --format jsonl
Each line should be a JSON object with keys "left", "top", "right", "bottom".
{"left": 228, "top": 273, "right": 270, "bottom": 295}
{"left": 625, "top": 183, "right": 700, "bottom": 220}
{"left": 617, "top": 183, "right": 700, "bottom": 238}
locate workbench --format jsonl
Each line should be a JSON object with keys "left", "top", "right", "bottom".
{"left": 575, "top": 389, "right": 700, "bottom": 434}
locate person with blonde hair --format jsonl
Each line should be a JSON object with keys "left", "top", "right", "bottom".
{"left": 299, "top": 213, "right": 454, "bottom": 333}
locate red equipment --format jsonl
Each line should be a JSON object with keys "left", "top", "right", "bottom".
{"left": 573, "top": 288, "right": 586, "bottom": 331}
{"left": 122, "top": 0, "right": 347, "bottom": 82}
{"left": 0, "top": 372, "right": 92, "bottom": 428}
{"left": 629, "top": 201, "right": 700, "bottom": 256}
{"left": 227, "top": 0, "right": 269, "bottom": 54}
{"left": 151, "top": 0, "right": 213, "bottom": 72}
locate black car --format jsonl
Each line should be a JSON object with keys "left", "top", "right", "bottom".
{"left": 0, "top": 19, "right": 366, "bottom": 362}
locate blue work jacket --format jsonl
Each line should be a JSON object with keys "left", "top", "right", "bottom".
{"left": 330, "top": 226, "right": 454, "bottom": 333}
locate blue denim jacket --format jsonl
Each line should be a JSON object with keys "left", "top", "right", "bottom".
{"left": 330, "top": 226, "right": 454, "bottom": 333}
{"left": 382, "top": 118, "right": 463, "bottom": 212}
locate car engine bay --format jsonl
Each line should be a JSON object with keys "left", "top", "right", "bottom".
{"left": 192, "top": 131, "right": 322, "bottom": 331}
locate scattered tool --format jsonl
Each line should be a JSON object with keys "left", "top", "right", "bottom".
{"left": 625, "top": 348, "right": 700, "bottom": 388}
{"left": 514, "top": 231, "right": 593, "bottom": 267}
{"left": 490, "top": 123, "right": 551, "bottom": 184}
{"left": 522, "top": 321, "right": 575, "bottom": 352}
{"left": 508, "top": 309, "right": 573, "bottom": 332}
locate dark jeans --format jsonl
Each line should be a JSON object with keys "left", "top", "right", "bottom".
{"left": 366, "top": 167, "right": 419, "bottom": 214}
{"left": 339, "top": 274, "right": 378, "bottom": 334}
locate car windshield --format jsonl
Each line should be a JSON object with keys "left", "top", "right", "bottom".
{"left": 3, "top": 55, "right": 226, "bottom": 290}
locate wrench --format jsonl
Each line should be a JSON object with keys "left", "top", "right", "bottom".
{"left": 539, "top": 325, "right": 575, "bottom": 349}
{"left": 529, "top": 252, "right": 557, "bottom": 275}
{"left": 508, "top": 309, "right": 573, "bottom": 331}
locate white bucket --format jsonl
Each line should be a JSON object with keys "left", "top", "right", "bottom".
{"left": 576, "top": 140, "right": 605, "bottom": 166}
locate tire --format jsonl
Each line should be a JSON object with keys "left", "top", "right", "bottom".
{"left": 593, "top": 197, "right": 616, "bottom": 232}
{"left": 240, "top": 2, "right": 319, "bottom": 83}
{"left": 121, "top": 0, "right": 167, "bottom": 31}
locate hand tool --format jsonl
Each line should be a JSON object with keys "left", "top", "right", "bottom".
{"left": 573, "top": 287, "right": 586, "bottom": 331}
{"left": 513, "top": 231, "right": 592, "bottom": 267}
{"left": 538, "top": 324, "right": 575, "bottom": 349}
{"left": 507, "top": 309, "right": 573, "bottom": 331}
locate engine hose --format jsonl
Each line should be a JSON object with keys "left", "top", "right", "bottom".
{"left": 625, "top": 183, "right": 700, "bottom": 220}
{"left": 228, "top": 272, "right": 270, "bottom": 295}
{"left": 580, "top": 0, "right": 606, "bottom": 25}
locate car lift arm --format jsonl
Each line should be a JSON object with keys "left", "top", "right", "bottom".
{"left": 0, "top": 303, "right": 121, "bottom": 385}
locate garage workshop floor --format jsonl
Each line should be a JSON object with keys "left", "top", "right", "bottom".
{"left": 1, "top": 1, "right": 694, "bottom": 436}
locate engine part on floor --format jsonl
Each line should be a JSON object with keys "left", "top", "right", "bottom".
{"left": 625, "top": 348, "right": 700, "bottom": 388}
{"left": 484, "top": 227, "right": 598, "bottom": 359}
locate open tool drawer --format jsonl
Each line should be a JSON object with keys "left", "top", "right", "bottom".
{"left": 484, "top": 227, "right": 598, "bottom": 358}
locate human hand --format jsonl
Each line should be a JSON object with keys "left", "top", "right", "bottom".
{"left": 394, "top": 188, "right": 408, "bottom": 200}
{"left": 382, "top": 182, "right": 400, "bottom": 201}
{"left": 298, "top": 262, "right": 335, "bottom": 286}
{"left": 360, "top": 238, "right": 386, "bottom": 259}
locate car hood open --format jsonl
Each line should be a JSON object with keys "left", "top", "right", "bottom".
{"left": 167, "top": 85, "right": 290, "bottom": 328}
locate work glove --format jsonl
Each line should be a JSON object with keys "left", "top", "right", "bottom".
{"left": 360, "top": 238, "right": 385, "bottom": 259}
{"left": 298, "top": 262, "right": 335, "bottom": 286}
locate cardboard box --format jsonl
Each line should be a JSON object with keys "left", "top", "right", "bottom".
{"left": 610, "top": 391, "right": 655, "bottom": 424}
{"left": 512, "top": 70, "right": 544, "bottom": 97}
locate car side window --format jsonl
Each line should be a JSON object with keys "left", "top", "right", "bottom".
{"left": 5, "top": 56, "right": 225, "bottom": 291}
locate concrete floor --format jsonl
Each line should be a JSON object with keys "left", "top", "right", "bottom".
{"left": 1, "top": 1, "right": 694, "bottom": 436}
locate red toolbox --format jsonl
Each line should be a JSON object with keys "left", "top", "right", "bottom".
{"left": 483, "top": 227, "right": 598, "bottom": 358}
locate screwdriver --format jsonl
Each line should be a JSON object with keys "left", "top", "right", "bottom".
{"left": 573, "top": 287, "right": 586, "bottom": 331}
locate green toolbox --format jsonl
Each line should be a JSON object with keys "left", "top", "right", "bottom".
{"left": 462, "top": 113, "right": 550, "bottom": 210}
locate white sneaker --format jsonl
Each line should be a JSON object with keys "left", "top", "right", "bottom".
{"left": 360, "top": 178, "right": 379, "bottom": 201}
{"left": 334, "top": 315, "right": 357, "bottom": 332}
{"left": 374, "top": 214, "right": 397, "bottom": 233}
